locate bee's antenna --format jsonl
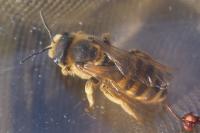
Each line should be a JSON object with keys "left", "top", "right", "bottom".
{"left": 39, "top": 10, "right": 55, "bottom": 43}
{"left": 19, "top": 11, "right": 55, "bottom": 64}
{"left": 20, "top": 46, "right": 52, "bottom": 64}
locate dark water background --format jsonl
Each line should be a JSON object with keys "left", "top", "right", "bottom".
{"left": 0, "top": 0, "right": 200, "bottom": 133}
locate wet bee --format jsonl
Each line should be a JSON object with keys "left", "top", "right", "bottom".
{"left": 46, "top": 31, "right": 171, "bottom": 121}
{"left": 21, "top": 11, "right": 172, "bottom": 121}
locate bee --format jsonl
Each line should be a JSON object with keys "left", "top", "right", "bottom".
{"left": 21, "top": 11, "right": 172, "bottom": 121}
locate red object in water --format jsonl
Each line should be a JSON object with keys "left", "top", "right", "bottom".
{"left": 181, "top": 112, "right": 200, "bottom": 132}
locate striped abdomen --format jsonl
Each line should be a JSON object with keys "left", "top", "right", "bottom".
{"left": 99, "top": 57, "right": 168, "bottom": 103}
{"left": 116, "top": 76, "right": 167, "bottom": 103}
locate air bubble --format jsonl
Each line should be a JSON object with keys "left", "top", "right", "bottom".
{"left": 38, "top": 74, "right": 42, "bottom": 78}
{"left": 79, "top": 21, "right": 83, "bottom": 26}
{"left": 32, "top": 26, "right": 37, "bottom": 30}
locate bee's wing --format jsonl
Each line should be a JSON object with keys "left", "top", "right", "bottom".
{"left": 129, "top": 49, "right": 172, "bottom": 87}
{"left": 100, "top": 43, "right": 135, "bottom": 77}
{"left": 82, "top": 63, "right": 120, "bottom": 80}
{"left": 96, "top": 41, "right": 172, "bottom": 88}
{"left": 129, "top": 49, "right": 172, "bottom": 73}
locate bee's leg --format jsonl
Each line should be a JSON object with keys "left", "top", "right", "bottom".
{"left": 61, "top": 66, "right": 70, "bottom": 76}
{"left": 61, "top": 68, "right": 68, "bottom": 76}
{"left": 100, "top": 86, "right": 140, "bottom": 121}
{"left": 101, "top": 33, "right": 111, "bottom": 44}
{"left": 85, "top": 78, "right": 99, "bottom": 109}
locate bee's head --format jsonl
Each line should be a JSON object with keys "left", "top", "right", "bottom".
{"left": 48, "top": 31, "right": 101, "bottom": 66}
{"left": 48, "top": 32, "right": 73, "bottom": 65}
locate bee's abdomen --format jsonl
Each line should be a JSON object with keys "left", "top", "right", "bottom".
{"left": 118, "top": 78, "right": 167, "bottom": 103}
